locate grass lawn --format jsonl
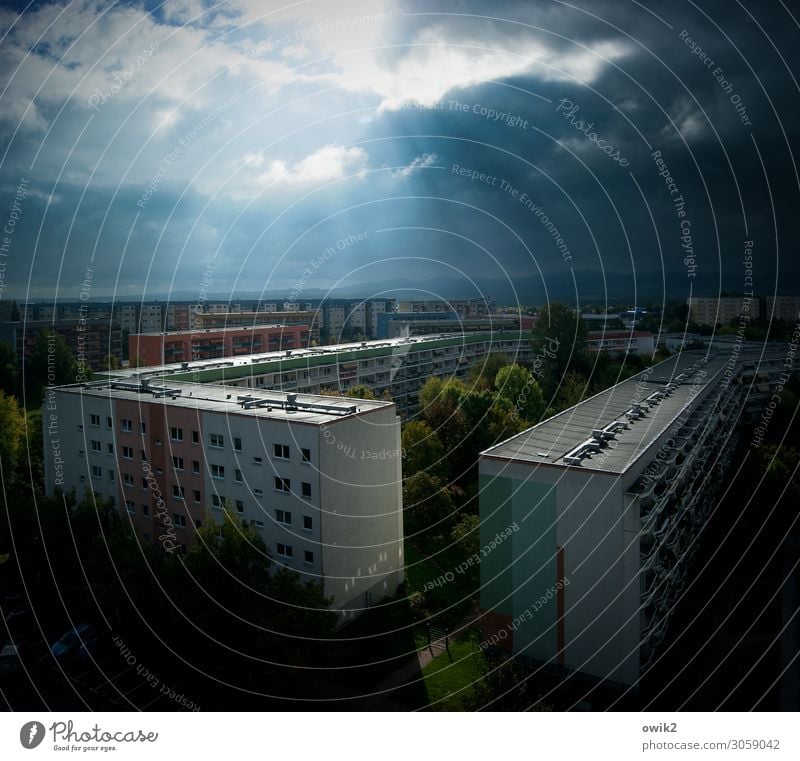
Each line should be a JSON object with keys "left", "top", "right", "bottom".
{"left": 422, "top": 629, "right": 486, "bottom": 711}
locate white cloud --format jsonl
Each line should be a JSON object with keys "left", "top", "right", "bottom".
{"left": 252, "top": 144, "right": 369, "bottom": 187}
{"left": 662, "top": 97, "right": 707, "bottom": 142}
{"left": 394, "top": 152, "right": 438, "bottom": 177}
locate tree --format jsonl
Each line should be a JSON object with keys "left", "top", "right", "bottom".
{"left": 467, "top": 353, "right": 508, "bottom": 391}
{"left": 0, "top": 340, "right": 18, "bottom": 395}
{"left": 555, "top": 371, "right": 589, "bottom": 410}
{"left": 531, "top": 303, "right": 588, "bottom": 396}
{"left": 0, "top": 391, "right": 25, "bottom": 477}
{"left": 128, "top": 354, "right": 146, "bottom": 368}
{"left": 25, "top": 329, "right": 81, "bottom": 396}
{"left": 103, "top": 354, "right": 120, "bottom": 371}
{"left": 401, "top": 420, "right": 446, "bottom": 478}
{"left": 402, "top": 472, "right": 454, "bottom": 535}
{"left": 450, "top": 513, "right": 479, "bottom": 558}
{"left": 494, "top": 364, "right": 546, "bottom": 424}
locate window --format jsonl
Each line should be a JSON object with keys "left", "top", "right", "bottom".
{"left": 90, "top": 440, "right": 101, "bottom": 452}
{"left": 122, "top": 473, "right": 135, "bottom": 487}
{"left": 254, "top": 520, "right": 264, "bottom": 528}
{"left": 121, "top": 419, "right": 132, "bottom": 432}
{"left": 276, "top": 543, "right": 293, "bottom": 558}
{"left": 172, "top": 485, "right": 185, "bottom": 500}
{"left": 301, "top": 448, "right": 311, "bottom": 463}
{"left": 142, "top": 504, "right": 149, "bottom": 516}
{"left": 274, "top": 443, "right": 290, "bottom": 459}
{"left": 172, "top": 456, "right": 184, "bottom": 470}
{"left": 106, "top": 416, "right": 113, "bottom": 429}
{"left": 91, "top": 465, "right": 102, "bottom": 479}
{"left": 253, "top": 488, "right": 263, "bottom": 498}
{"left": 303, "top": 516, "right": 312, "bottom": 531}
{"left": 304, "top": 550, "right": 314, "bottom": 564}
{"left": 170, "top": 427, "right": 183, "bottom": 442}
{"left": 209, "top": 433, "right": 224, "bottom": 448}
{"left": 301, "top": 482, "right": 311, "bottom": 498}
{"left": 141, "top": 449, "right": 148, "bottom": 462}
{"left": 253, "top": 456, "right": 263, "bottom": 465}
{"left": 234, "top": 469, "right": 243, "bottom": 483}
{"left": 154, "top": 438, "right": 162, "bottom": 447}
{"left": 210, "top": 464, "right": 225, "bottom": 480}
{"left": 122, "top": 446, "right": 133, "bottom": 460}
{"left": 141, "top": 478, "right": 148, "bottom": 489}
{"left": 274, "top": 476, "right": 290, "bottom": 493}
{"left": 78, "top": 449, "right": 84, "bottom": 457}
{"left": 193, "top": 490, "right": 201, "bottom": 503}
{"left": 107, "top": 443, "right": 114, "bottom": 455}
{"left": 140, "top": 421, "right": 147, "bottom": 434}
{"left": 192, "top": 460, "right": 200, "bottom": 475}
{"left": 211, "top": 494, "right": 226, "bottom": 508}
{"left": 125, "top": 500, "right": 135, "bottom": 514}
{"left": 90, "top": 414, "right": 100, "bottom": 427}
{"left": 234, "top": 499, "right": 244, "bottom": 513}
{"left": 108, "top": 469, "right": 115, "bottom": 482}
{"left": 191, "top": 430, "right": 199, "bottom": 444}
{"left": 194, "top": 519, "right": 202, "bottom": 529}
{"left": 276, "top": 509, "right": 292, "bottom": 526}
{"left": 173, "top": 513, "right": 187, "bottom": 528}
{"left": 234, "top": 437, "right": 242, "bottom": 452}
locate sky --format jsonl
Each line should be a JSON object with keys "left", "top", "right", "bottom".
{"left": 0, "top": 0, "right": 798, "bottom": 308}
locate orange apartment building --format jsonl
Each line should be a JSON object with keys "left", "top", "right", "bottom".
{"left": 129, "top": 324, "right": 310, "bottom": 367}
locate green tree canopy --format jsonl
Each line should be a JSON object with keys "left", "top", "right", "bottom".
{"left": 401, "top": 420, "right": 446, "bottom": 478}
{"left": 494, "top": 364, "right": 546, "bottom": 424}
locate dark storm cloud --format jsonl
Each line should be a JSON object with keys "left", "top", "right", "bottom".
{"left": 0, "top": 0, "right": 796, "bottom": 303}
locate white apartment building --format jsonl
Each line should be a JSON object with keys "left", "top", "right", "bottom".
{"left": 44, "top": 382, "right": 403, "bottom": 618}
{"left": 687, "top": 296, "right": 760, "bottom": 326}
{"left": 478, "top": 346, "right": 795, "bottom": 686}
{"left": 765, "top": 296, "right": 800, "bottom": 322}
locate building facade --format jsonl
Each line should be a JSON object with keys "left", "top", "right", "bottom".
{"left": 129, "top": 324, "right": 310, "bottom": 366}
{"left": 44, "top": 382, "right": 403, "bottom": 618}
{"left": 478, "top": 346, "right": 795, "bottom": 686}
{"left": 586, "top": 330, "right": 654, "bottom": 356}
{"left": 687, "top": 296, "right": 761, "bottom": 326}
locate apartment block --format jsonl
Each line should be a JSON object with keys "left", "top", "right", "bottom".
{"left": 478, "top": 346, "right": 795, "bottom": 686}
{"left": 765, "top": 296, "right": 800, "bottom": 323}
{"left": 129, "top": 324, "right": 310, "bottom": 366}
{"left": 104, "top": 332, "right": 532, "bottom": 416}
{"left": 586, "top": 330, "right": 654, "bottom": 356}
{"left": 687, "top": 296, "right": 760, "bottom": 326}
{"left": 44, "top": 382, "right": 403, "bottom": 618}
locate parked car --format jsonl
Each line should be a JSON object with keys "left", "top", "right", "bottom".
{"left": 50, "top": 624, "right": 96, "bottom": 660}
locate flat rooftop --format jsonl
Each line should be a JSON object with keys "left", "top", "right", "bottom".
{"left": 481, "top": 345, "right": 785, "bottom": 474}
{"left": 102, "top": 330, "right": 529, "bottom": 383}
{"left": 54, "top": 381, "right": 391, "bottom": 425}
{"left": 132, "top": 323, "right": 298, "bottom": 337}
